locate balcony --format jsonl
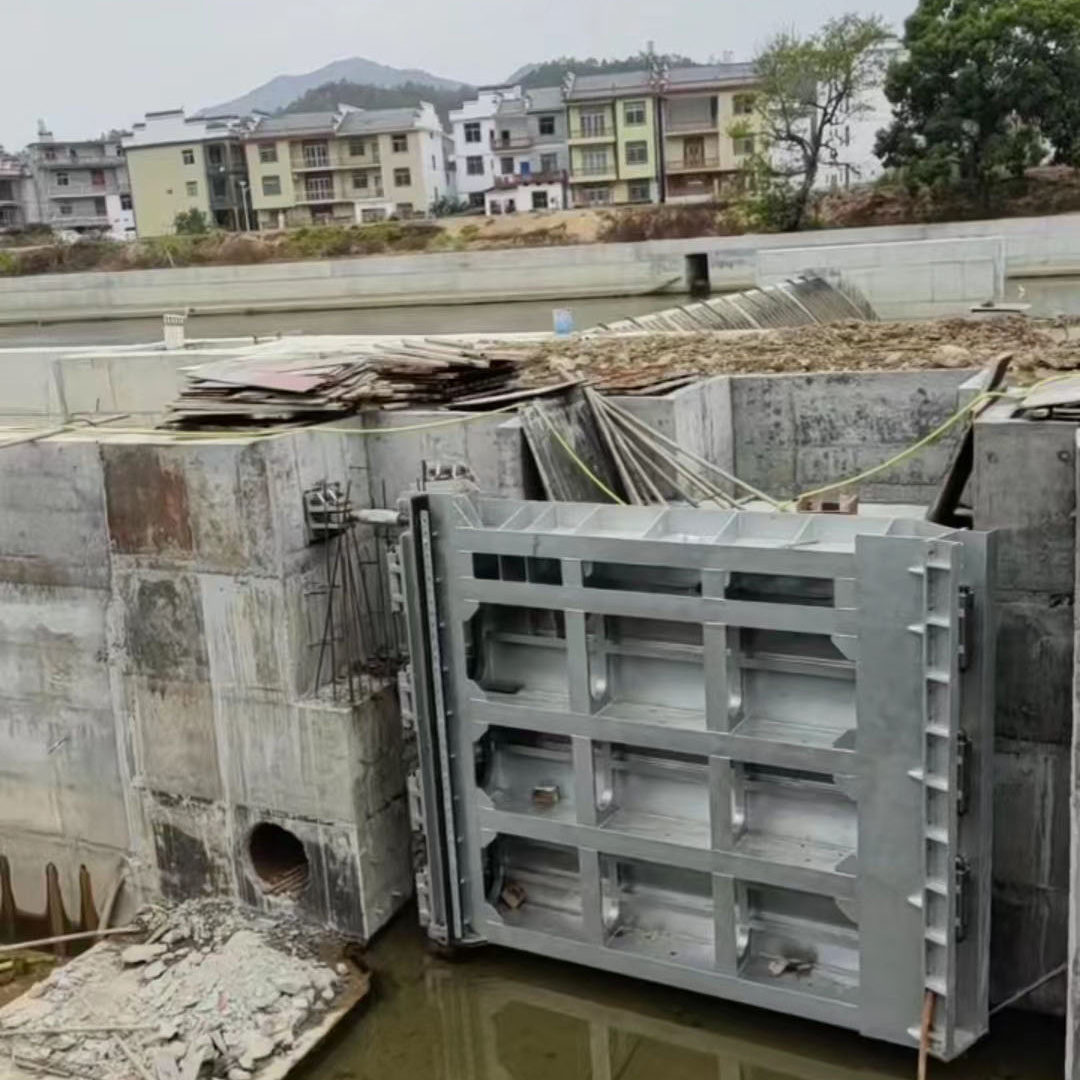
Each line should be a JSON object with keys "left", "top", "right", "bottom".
{"left": 490, "top": 134, "right": 532, "bottom": 150}
{"left": 47, "top": 183, "right": 117, "bottom": 198}
{"left": 39, "top": 155, "right": 122, "bottom": 170}
{"left": 492, "top": 170, "right": 566, "bottom": 189}
{"left": 568, "top": 124, "right": 615, "bottom": 143}
{"left": 46, "top": 212, "right": 110, "bottom": 228}
{"left": 666, "top": 154, "right": 723, "bottom": 173}
{"left": 664, "top": 116, "right": 720, "bottom": 135}
{"left": 570, "top": 163, "right": 616, "bottom": 181}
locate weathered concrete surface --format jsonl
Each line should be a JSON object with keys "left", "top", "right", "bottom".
{"left": 1, "top": 211, "right": 1079, "bottom": 324}
{"left": 757, "top": 237, "right": 1004, "bottom": 320}
{"left": 0, "top": 427, "right": 410, "bottom": 941}
{"left": 1068, "top": 431, "right": 1080, "bottom": 1079}
{"left": 974, "top": 408, "right": 1077, "bottom": 1015}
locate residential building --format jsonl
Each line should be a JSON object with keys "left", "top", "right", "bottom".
{"left": 489, "top": 86, "right": 569, "bottom": 179}
{"left": 484, "top": 175, "right": 566, "bottom": 215}
{"left": 661, "top": 63, "right": 760, "bottom": 204}
{"left": 817, "top": 39, "right": 904, "bottom": 189}
{"left": 123, "top": 110, "right": 253, "bottom": 237}
{"left": 25, "top": 126, "right": 135, "bottom": 239}
{"left": 243, "top": 103, "right": 452, "bottom": 229}
{"left": 450, "top": 86, "right": 523, "bottom": 207}
{"left": 564, "top": 71, "right": 662, "bottom": 207}
{"left": 0, "top": 149, "right": 34, "bottom": 231}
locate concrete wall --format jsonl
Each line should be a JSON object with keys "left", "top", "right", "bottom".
{"left": 757, "top": 238, "right": 1004, "bottom": 321}
{"left": 0, "top": 428, "right": 411, "bottom": 940}
{"left": 6, "top": 210, "right": 1080, "bottom": 324}
{"left": 974, "top": 406, "right": 1077, "bottom": 1015}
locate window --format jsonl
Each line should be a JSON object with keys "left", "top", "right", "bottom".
{"left": 581, "top": 186, "right": 611, "bottom": 206}
{"left": 624, "top": 100, "right": 647, "bottom": 126}
{"left": 540, "top": 152, "right": 558, "bottom": 174}
{"left": 361, "top": 208, "right": 387, "bottom": 223}
{"left": 531, "top": 190, "right": 549, "bottom": 210}
{"left": 581, "top": 149, "right": 609, "bottom": 175}
{"left": 44, "top": 148, "right": 56, "bottom": 161}
{"left": 520, "top": 161, "right": 531, "bottom": 177}
{"left": 207, "top": 145, "right": 223, "bottom": 166}
{"left": 504, "top": 200, "right": 516, "bottom": 214}
{"left": 394, "top": 167, "right": 411, "bottom": 187}
{"left": 625, "top": 140, "right": 648, "bottom": 165}
{"left": 182, "top": 148, "right": 195, "bottom": 166}
{"left": 211, "top": 177, "right": 226, "bottom": 198}
{"left": 396, "top": 202, "right": 413, "bottom": 216}
{"left": 93, "top": 197, "right": 106, "bottom": 216}
{"left": 302, "top": 141, "right": 329, "bottom": 168}
{"left": 733, "top": 94, "right": 756, "bottom": 116}
{"left": 258, "top": 143, "right": 278, "bottom": 163}
{"left": 185, "top": 180, "right": 198, "bottom": 196}
{"left": 468, "top": 191, "right": 485, "bottom": 208}
{"left": 91, "top": 170, "right": 105, "bottom": 187}
{"left": 56, "top": 171, "right": 69, "bottom": 187}
{"left": 466, "top": 156, "right": 484, "bottom": 175}
{"left": 500, "top": 156, "right": 514, "bottom": 175}
{"left": 538, "top": 114, "right": 556, "bottom": 136}
{"left": 59, "top": 201, "right": 72, "bottom": 215}
{"left": 733, "top": 135, "right": 756, "bottom": 156}
{"left": 346, "top": 140, "right": 363, "bottom": 157}
{"left": 120, "top": 193, "right": 133, "bottom": 210}
{"left": 628, "top": 180, "right": 651, "bottom": 203}
{"left": 464, "top": 122, "right": 481, "bottom": 143}
{"left": 432, "top": 155, "right": 436, "bottom": 169}
{"left": 352, "top": 171, "right": 369, "bottom": 190}
{"left": 262, "top": 175, "right": 281, "bottom": 196}
{"left": 490, "top": 200, "right": 502, "bottom": 215}
{"left": 579, "top": 110, "right": 607, "bottom": 137}
{"left": 392, "top": 134, "right": 408, "bottom": 153}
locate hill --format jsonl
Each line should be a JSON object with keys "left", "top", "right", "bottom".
{"left": 281, "top": 80, "right": 473, "bottom": 125}
{"left": 508, "top": 52, "right": 700, "bottom": 89}
{"left": 200, "top": 57, "right": 468, "bottom": 116}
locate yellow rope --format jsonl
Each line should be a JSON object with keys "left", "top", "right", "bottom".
{"left": 533, "top": 406, "right": 626, "bottom": 505}
{"left": 784, "top": 391, "right": 1012, "bottom": 508}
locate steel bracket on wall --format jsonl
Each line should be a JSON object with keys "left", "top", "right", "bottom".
{"left": 398, "top": 492, "right": 995, "bottom": 1059}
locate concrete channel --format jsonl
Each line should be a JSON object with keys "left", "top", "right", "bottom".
{"left": 0, "top": 307, "right": 1078, "bottom": 1072}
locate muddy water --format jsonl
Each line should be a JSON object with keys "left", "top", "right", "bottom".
{"left": 304, "top": 910, "right": 1062, "bottom": 1080}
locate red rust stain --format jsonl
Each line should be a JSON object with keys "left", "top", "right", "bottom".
{"left": 103, "top": 446, "right": 194, "bottom": 555}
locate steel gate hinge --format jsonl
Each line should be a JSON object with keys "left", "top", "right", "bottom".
{"left": 956, "top": 731, "right": 971, "bottom": 816}
{"left": 955, "top": 856, "right": 970, "bottom": 942}
{"left": 957, "top": 586, "right": 974, "bottom": 670}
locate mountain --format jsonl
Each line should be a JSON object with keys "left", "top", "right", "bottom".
{"left": 506, "top": 53, "right": 701, "bottom": 89}
{"left": 200, "top": 57, "right": 469, "bottom": 116}
{"left": 282, "top": 80, "right": 474, "bottom": 125}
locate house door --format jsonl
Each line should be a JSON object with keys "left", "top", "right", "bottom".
{"left": 684, "top": 137, "right": 705, "bottom": 166}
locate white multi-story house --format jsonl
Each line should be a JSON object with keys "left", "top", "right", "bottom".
{"left": 450, "top": 86, "right": 524, "bottom": 207}
{"left": 0, "top": 149, "right": 35, "bottom": 231}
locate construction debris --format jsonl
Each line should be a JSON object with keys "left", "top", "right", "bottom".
{"left": 0, "top": 899, "right": 367, "bottom": 1080}
{"left": 162, "top": 339, "right": 523, "bottom": 428}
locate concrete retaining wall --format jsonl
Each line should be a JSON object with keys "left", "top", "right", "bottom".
{"left": 3, "top": 211, "right": 1080, "bottom": 325}
{"left": 757, "top": 238, "right": 1004, "bottom": 320}
{"left": 973, "top": 406, "right": 1077, "bottom": 1015}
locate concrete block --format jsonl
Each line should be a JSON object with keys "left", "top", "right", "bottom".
{"left": 989, "top": 597, "right": 1074, "bottom": 745}
{"left": 0, "top": 441, "right": 110, "bottom": 589}
{"left": 59, "top": 352, "right": 188, "bottom": 421}
{"left": 993, "top": 742, "right": 1071, "bottom": 891}
{"left": 731, "top": 376, "right": 797, "bottom": 498}
{"left": 991, "top": 880, "right": 1068, "bottom": 1015}
{"left": 126, "top": 675, "right": 221, "bottom": 802}
{"left": 974, "top": 415, "right": 1076, "bottom": 595}
{"left": 141, "top": 791, "right": 235, "bottom": 902}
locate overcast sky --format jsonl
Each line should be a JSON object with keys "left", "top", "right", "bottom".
{"left": 1, "top": 0, "right": 915, "bottom": 150}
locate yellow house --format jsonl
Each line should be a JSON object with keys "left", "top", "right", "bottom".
{"left": 662, "top": 64, "right": 761, "bottom": 203}
{"left": 565, "top": 71, "right": 660, "bottom": 206}
{"left": 123, "top": 110, "right": 252, "bottom": 237}
{"left": 244, "top": 103, "right": 453, "bottom": 229}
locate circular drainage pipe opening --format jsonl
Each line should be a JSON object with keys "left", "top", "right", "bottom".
{"left": 248, "top": 823, "right": 310, "bottom": 897}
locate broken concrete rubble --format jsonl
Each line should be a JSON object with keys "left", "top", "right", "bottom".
{"left": 0, "top": 899, "right": 364, "bottom": 1080}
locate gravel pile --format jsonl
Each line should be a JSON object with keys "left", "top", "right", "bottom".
{"left": 0, "top": 899, "right": 352, "bottom": 1080}
{"left": 516, "top": 317, "right": 1080, "bottom": 390}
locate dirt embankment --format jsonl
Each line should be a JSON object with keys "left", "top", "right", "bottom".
{"left": 519, "top": 316, "right": 1080, "bottom": 390}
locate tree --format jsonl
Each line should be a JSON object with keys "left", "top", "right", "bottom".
{"left": 173, "top": 208, "right": 209, "bottom": 235}
{"left": 736, "top": 14, "right": 891, "bottom": 231}
{"left": 877, "top": 0, "right": 1080, "bottom": 200}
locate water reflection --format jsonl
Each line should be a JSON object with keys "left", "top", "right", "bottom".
{"left": 309, "top": 911, "right": 1063, "bottom": 1080}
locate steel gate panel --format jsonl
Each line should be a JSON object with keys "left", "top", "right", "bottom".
{"left": 399, "top": 493, "right": 994, "bottom": 1060}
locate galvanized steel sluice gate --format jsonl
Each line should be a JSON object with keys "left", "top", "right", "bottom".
{"left": 396, "top": 492, "right": 995, "bottom": 1059}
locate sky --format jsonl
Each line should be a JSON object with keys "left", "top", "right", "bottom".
{"left": 0, "top": 0, "right": 916, "bottom": 151}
